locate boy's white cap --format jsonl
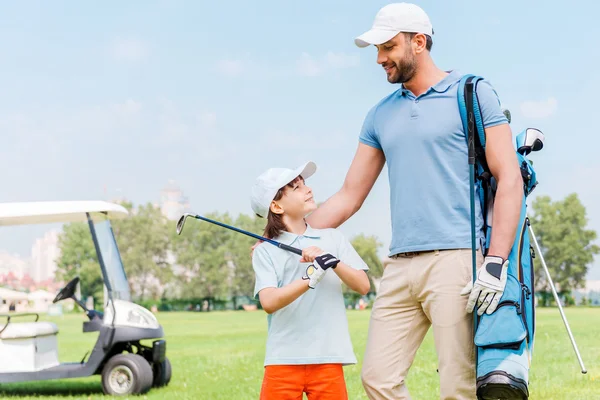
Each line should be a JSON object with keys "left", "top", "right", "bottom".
{"left": 251, "top": 161, "right": 317, "bottom": 218}
{"left": 355, "top": 3, "right": 433, "bottom": 48}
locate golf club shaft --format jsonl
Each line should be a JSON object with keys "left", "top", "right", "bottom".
{"left": 185, "top": 214, "right": 303, "bottom": 256}
{"left": 528, "top": 222, "right": 587, "bottom": 374}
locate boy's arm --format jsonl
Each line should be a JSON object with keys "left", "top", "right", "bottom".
{"left": 334, "top": 230, "right": 371, "bottom": 295}
{"left": 258, "top": 280, "right": 310, "bottom": 314}
{"left": 254, "top": 246, "right": 331, "bottom": 314}
{"left": 330, "top": 262, "right": 370, "bottom": 296}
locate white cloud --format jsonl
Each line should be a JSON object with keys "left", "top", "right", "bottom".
{"left": 112, "top": 37, "right": 149, "bottom": 62}
{"left": 520, "top": 97, "right": 558, "bottom": 119}
{"left": 217, "top": 59, "right": 244, "bottom": 77}
{"left": 297, "top": 51, "right": 360, "bottom": 77}
{"left": 197, "top": 111, "right": 217, "bottom": 129}
{"left": 325, "top": 51, "right": 360, "bottom": 69}
{"left": 488, "top": 18, "right": 502, "bottom": 26}
{"left": 0, "top": 99, "right": 226, "bottom": 165}
{"left": 214, "top": 52, "right": 359, "bottom": 79}
{"left": 151, "top": 102, "right": 234, "bottom": 160}
{"left": 111, "top": 99, "right": 142, "bottom": 115}
{"left": 156, "top": 98, "right": 191, "bottom": 143}
{"left": 297, "top": 53, "right": 323, "bottom": 77}
{"left": 258, "top": 129, "right": 348, "bottom": 151}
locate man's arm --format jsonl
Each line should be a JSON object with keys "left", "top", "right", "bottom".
{"left": 306, "top": 143, "right": 385, "bottom": 229}
{"left": 484, "top": 123, "right": 524, "bottom": 260}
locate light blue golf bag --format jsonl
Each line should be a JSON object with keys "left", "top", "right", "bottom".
{"left": 458, "top": 74, "right": 544, "bottom": 400}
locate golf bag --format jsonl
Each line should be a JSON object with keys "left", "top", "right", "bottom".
{"left": 458, "top": 74, "right": 539, "bottom": 400}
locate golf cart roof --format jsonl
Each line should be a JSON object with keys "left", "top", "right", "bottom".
{"left": 0, "top": 201, "right": 129, "bottom": 227}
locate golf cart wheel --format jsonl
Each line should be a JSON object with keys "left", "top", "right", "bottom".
{"left": 101, "top": 354, "right": 154, "bottom": 396}
{"left": 152, "top": 357, "right": 172, "bottom": 387}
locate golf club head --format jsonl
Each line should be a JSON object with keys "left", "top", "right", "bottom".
{"left": 176, "top": 214, "right": 192, "bottom": 235}
{"left": 516, "top": 128, "right": 545, "bottom": 156}
{"left": 502, "top": 108, "right": 512, "bottom": 124}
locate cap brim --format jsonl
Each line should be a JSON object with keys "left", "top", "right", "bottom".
{"left": 293, "top": 161, "right": 317, "bottom": 182}
{"left": 354, "top": 28, "right": 400, "bottom": 48}
{"left": 273, "top": 161, "right": 318, "bottom": 193}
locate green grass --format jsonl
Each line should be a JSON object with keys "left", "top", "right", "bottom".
{"left": 1, "top": 308, "right": 598, "bottom": 399}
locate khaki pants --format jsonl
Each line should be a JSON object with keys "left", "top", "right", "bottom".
{"left": 361, "top": 248, "right": 484, "bottom": 400}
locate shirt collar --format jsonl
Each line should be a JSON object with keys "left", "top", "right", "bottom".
{"left": 431, "top": 70, "right": 462, "bottom": 93}
{"left": 399, "top": 69, "right": 463, "bottom": 97}
{"left": 275, "top": 223, "right": 321, "bottom": 246}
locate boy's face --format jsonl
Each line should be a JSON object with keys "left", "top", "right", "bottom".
{"left": 272, "top": 176, "right": 317, "bottom": 218}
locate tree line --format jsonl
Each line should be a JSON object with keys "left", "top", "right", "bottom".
{"left": 55, "top": 193, "right": 599, "bottom": 309}
{"left": 55, "top": 201, "right": 385, "bottom": 309}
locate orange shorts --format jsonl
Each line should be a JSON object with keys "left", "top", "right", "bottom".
{"left": 259, "top": 363, "right": 348, "bottom": 400}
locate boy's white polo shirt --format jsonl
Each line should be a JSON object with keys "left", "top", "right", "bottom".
{"left": 252, "top": 224, "right": 369, "bottom": 366}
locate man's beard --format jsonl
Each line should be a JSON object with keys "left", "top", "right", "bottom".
{"left": 386, "top": 52, "right": 417, "bottom": 84}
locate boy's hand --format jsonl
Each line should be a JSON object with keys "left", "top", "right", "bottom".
{"left": 300, "top": 246, "right": 323, "bottom": 263}
{"left": 302, "top": 255, "right": 338, "bottom": 289}
{"left": 301, "top": 247, "right": 340, "bottom": 289}
{"left": 302, "top": 263, "right": 328, "bottom": 289}
{"left": 302, "top": 247, "right": 340, "bottom": 269}
{"left": 314, "top": 253, "right": 340, "bottom": 270}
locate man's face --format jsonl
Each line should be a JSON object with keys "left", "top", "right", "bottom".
{"left": 375, "top": 33, "right": 417, "bottom": 84}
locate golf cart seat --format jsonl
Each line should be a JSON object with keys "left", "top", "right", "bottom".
{"left": 0, "top": 315, "right": 60, "bottom": 373}
{"left": 0, "top": 321, "right": 58, "bottom": 340}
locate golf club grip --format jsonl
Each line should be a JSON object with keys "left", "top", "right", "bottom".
{"left": 466, "top": 82, "right": 476, "bottom": 165}
{"left": 277, "top": 243, "right": 303, "bottom": 256}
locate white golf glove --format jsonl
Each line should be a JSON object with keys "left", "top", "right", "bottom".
{"left": 461, "top": 255, "right": 509, "bottom": 316}
{"left": 302, "top": 253, "right": 339, "bottom": 289}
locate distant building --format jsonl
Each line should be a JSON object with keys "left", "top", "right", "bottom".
{"left": 0, "top": 251, "right": 30, "bottom": 279}
{"left": 159, "top": 180, "right": 191, "bottom": 221}
{"left": 573, "top": 280, "right": 600, "bottom": 305}
{"left": 31, "top": 230, "right": 61, "bottom": 283}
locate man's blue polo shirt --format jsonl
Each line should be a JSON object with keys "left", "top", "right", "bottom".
{"left": 359, "top": 70, "right": 508, "bottom": 256}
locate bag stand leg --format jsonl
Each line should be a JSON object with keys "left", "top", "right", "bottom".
{"left": 528, "top": 221, "right": 587, "bottom": 374}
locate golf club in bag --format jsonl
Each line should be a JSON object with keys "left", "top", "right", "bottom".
{"left": 458, "top": 75, "right": 586, "bottom": 400}
{"left": 176, "top": 213, "right": 303, "bottom": 255}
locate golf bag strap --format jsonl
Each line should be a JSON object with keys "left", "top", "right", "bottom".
{"left": 458, "top": 74, "right": 490, "bottom": 177}
{"left": 458, "top": 74, "right": 494, "bottom": 257}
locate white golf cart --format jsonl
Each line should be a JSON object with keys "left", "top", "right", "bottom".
{"left": 0, "top": 201, "right": 171, "bottom": 396}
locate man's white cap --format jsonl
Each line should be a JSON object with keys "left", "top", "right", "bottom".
{"left": 250, "top": 161, "right": 317, "bottom": 218}
{"left": 355, "top": 3, "right": 433, "bottom": 48}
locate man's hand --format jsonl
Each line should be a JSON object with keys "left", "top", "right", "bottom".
{"left": 461, "top": 256, "right": 509, "bottom": 316}
{"left": 250, "top": 240, "right": 264, "bottom": 257}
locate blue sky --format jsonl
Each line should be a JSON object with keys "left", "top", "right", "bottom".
{"left": 1, "top": 0, "right": 600, "bottom": 280}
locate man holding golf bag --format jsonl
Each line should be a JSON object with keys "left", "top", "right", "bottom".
{"left": 304, "top": 3, "right": 524, "bottom": 399}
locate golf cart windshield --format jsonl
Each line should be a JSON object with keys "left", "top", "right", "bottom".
{"left": 91, "top": 218, "right": 131, "bottom": 302}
